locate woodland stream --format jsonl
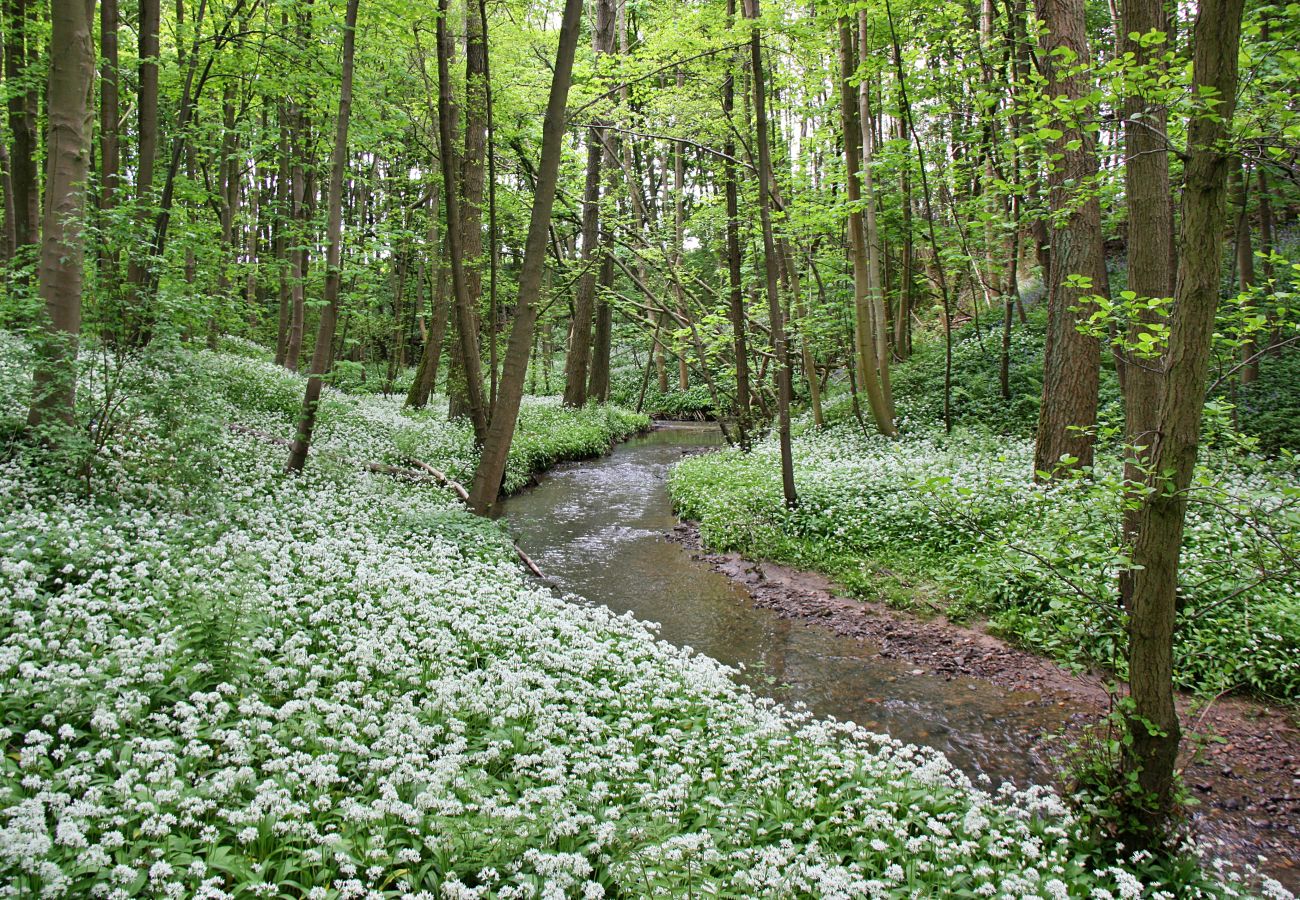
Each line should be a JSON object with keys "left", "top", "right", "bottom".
{"left": 498, "top": 422, "right": 1078, "bottom": 791}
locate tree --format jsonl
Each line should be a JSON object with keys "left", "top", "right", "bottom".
{"left": 747, "top": 0, "right": 797, "bottom": 508}
{"left": 562, "top": 0, "right": 614, "bottom": 407}
{"left": 468, "top": 0, "right": 585, "bottom": 515}
{"left": 27, "top": 0, "right": 96, "bottom": 431}
{"left": 1031, "top": 0, "right": 1107, "bottom": 478}
{"left": 1120, "top": 0, "right": 1245, "bottom": 842}
{"left": 286, "top": 0, "right": 361, "bottom": 473}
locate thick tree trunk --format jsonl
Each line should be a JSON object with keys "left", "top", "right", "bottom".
{"left": 1031, "top": 0, "right": 1107, "bottom": 477}
{"left": 746, "top": 0, "right": 796, "bottom": 508}
{"left": 27, "top": 0, "right": 95, "bottom": 431}
{"left": 285, "top": 0, "right": 360, "bottom": 472}
{"left": 1122, "top": 0, "right": 1244, "bottom": 843}
{"left": 468, "top": 0, "right": 583, "bottom": 515}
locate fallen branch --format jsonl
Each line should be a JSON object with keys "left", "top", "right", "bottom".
{"left": 227, "top": 423, "right": 546, "bottom": 579}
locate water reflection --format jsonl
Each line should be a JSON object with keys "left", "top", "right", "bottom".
{"left": 499, "top": 423, "right": 1069, "bottom": 787}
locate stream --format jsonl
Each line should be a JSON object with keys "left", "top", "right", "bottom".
{"left": 498, "top": 422, "right": 1079, "bottom": 790}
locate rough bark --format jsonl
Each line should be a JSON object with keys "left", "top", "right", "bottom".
{"left": 1031, "top": 0, "right": 1107, "bottom": 477}
{"left": 1122, "top": 0, "right": 1244, "bottom": 842}
{"left": 285, "top": 0, "right": 360, "bottom": 472}
{"left": 468, "top": 0, "right": 583, "bottom": 515}
{"left": 27, "top": 0, "right": 95, "bottom": 431}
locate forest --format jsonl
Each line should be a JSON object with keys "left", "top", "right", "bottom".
{"left": 2, "top": 0, "right": 1299, "bottom": 894}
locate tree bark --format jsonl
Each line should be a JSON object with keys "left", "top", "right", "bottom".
{"left": 468, "top": 0, "right": 584, "bottom": 514}
{"left": 1122, "top": 0, "right": 1244, "bottom": 842}
{"left": 27, "top": 0, "right": 95, "bottom": 431}
{"left": 562, "top": 0, "right": 614, "bottom": 406}
{"left": 1031, "top": 0, "right": 1107, "bottom": 477}
{"left": 5, "top": 0, "right": 38, "bottom": 252}
{"left": 723, "top": 0, "right": 751, "bottom": 442}
{"left": 285, "top": 0, "right": 360, "bottom": 472}
{"left": 838, "top": 19, "right": 894, "bottom": 436}
{"left": 436, "top": 0, "right": 488, "bottom": 443}
{"left": 747, "top": 0, "right": 796, "bottom": 508}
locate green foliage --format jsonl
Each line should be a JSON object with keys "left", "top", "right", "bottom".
{"left": 671, "top": 426, "right": 1300, "bottom": 700}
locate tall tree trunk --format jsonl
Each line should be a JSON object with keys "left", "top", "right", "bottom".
{"left": 859, "top": 11, "right": 894, "bottom": 419}
{"left": 451, "top": 0, "right": 489, "bottom": 419}
{"left": 723, "top": 0, "right": 751, "bottom": 442}
{"left": 27, "top": 0, "right": 95, "bottom": 431}
{"left": 1118, "top": 0, "right": 1177, "bottom": 603}
{"left": 1031, "top": 0, "right": 1107, "bottom": 477}
{"left": 286, "top": 0, "right": 360, "bottom": 472}
{"left": 469, "top": 0, "right": 583, "bottom": 514}
{"left": 98, "top": 0, "right": 120, "bottom": 279}
{"left": 125, "top": 0, "right": 160, "bottom": 298}
{"left": 747, "top": 0, "right": 796, "bottom": 508}
{"left": 839, "top": 19, "right": 894, "bottom": 436}
{"left": 5, "top": 0, "right": 38, "bottom": 252}
{"left": 562, "top": 0, "right": 614, "bottom": 406}
{"left": 1231, "top": 159, "right": 1258, "bottom": 384}
{"left": 1122, "top": 0, "right": 1244, "bottom": 843}
{"left": 436, "top": 0, "right": 487, "bottom": 443}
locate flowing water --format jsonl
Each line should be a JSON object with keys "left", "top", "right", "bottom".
{"left": 499, "top": 422, "right": 1074, "bottom": 789}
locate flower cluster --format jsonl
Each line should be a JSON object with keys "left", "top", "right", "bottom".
{"left": 0, "top": 343, "right": 1276, "bottom": 897}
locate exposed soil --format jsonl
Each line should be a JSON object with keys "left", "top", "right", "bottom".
{"left": 668, "top": 520, "right": 1300, "bottom": 894}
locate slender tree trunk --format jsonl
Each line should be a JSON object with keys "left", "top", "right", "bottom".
{"left": 859, "top": 11, "right": 894, "bottom": 419}
{"left": 407, "top": 185, "right": 445, "bottom": 409}
{"left": 1118, "top": 0, "right": 1177, "bottom": 604}
{"left": 839, "top": 20, "right": 894, "bottom": 436}
{"left": 125, "top": 0, "right": 160, "bottom": 301}
{"left": 1231, "top": 159, "right": 1258, "bottom": 384}
{"left": 562, "top": 0, "right": 614, "bottom": 406}
{"left": 469, "top": 0, "right": 584, "bottom": 514}
{"left": 27, "top": 0, "right": 95, "bottom": 431}
{"left": 286, "top": 0, "right": 360, "bottom": 472}
{"left": 747, "top": 0, "right": 796, "bottom": 508}
{"left": 723, "top": 0, "right": 751, "bottom": 442}
{"left": 436, "top": 0, "right": 488, "bottom": 443}
{"left": 1122, "top": 0, "right": 1244, "bottom": 842}
{"left": 1032, "top": 0, "right": 1107, "bottom": 477}
{"left": 5, "top": 0, "right": 38, "bottom": 252}
{"left": 98, "top": 0, "right": 120, "bottom": 284}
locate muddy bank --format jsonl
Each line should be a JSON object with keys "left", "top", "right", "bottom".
{"left": 668, "top": 521, "right": 1300, "bottom": 893}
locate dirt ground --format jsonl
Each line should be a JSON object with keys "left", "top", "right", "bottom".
{"left": 668, "top": 521, "right": 1300, "bottom": 894}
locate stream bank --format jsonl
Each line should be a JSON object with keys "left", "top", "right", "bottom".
{"left": 669, "top": 519, "right": 1300, "bottom": 894}
{"left": 501, "top": 422, "right": 1297, "bottom": 894}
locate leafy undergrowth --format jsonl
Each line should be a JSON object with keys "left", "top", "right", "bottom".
{"left": 205, "top": 338, "right": 648, "bottom": 496}
{"left": 0, "top": 343, "right": 1271, "bottom": 897}
{"left": 670, "top": 426, "right": 1300, "bottom": 702}
{"left": 608, "top": 368, "right": 716, "bottom": 420}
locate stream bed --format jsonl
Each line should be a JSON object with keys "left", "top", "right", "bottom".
{"left": 499, "top": 422, "right": 1076, "bottom": 790}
